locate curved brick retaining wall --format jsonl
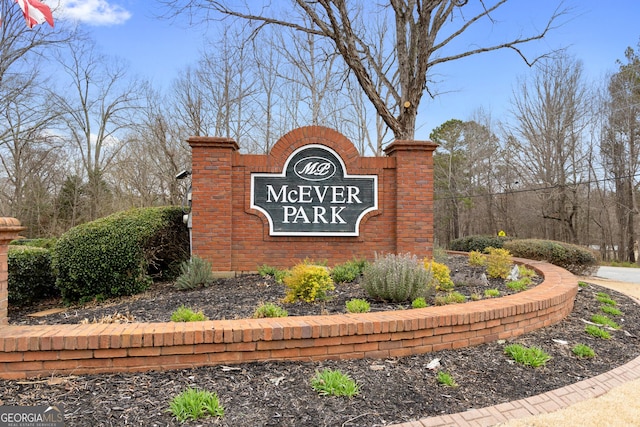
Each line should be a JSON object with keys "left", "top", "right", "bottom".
{"left": 0, "top": 256, "right": 577, "bottom": 380}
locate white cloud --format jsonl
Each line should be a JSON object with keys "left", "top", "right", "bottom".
{"left": 50, "top": 0, "right": 132, "bottom": 26}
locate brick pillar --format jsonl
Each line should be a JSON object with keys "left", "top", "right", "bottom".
{"left": 188, "top": 137, "right": 239, "bottom": 273}
{"left": 0, "top": 218, "right": 25, "bottom": 324}
{"left": 384, "top": 140, "right": 438, "bottom": 259}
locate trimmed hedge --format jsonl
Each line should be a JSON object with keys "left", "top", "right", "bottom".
{"left": 10, "top": 238, "right": 57, "bottom": 249}
{"left": 53, "top": 206, "right": 189, "bottom": 303}
{"left": 449, "top": 235, "right": 513, "bottom": 252}
{"left": 8, "top": 246, "right": 58, "bottom": 306}
{"left": 503, "top": 239, "right": 599, "bottom": 276}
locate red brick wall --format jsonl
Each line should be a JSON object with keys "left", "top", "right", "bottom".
{"left": 189, "top": 126, "right": 437, "bottom": 273}
{"left": 0, "top": 258, "right": 578, "bottom": 379}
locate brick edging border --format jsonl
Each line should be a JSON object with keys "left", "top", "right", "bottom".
{"left": 0, "top": 256, "right": 577, "bottom": 380}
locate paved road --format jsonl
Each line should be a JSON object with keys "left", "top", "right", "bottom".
{"left": 596, "top": 266, "right": 640, "bottom": 284}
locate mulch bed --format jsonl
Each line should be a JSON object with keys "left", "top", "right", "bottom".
{"left": 3, "top": 256, "right": 640, "bottom": 426}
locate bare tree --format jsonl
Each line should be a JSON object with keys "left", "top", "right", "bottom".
{"left": 161, "top": 0, "right": 566, "bottom": 141}
{"left": 506, "top": 55, "right": 591, "bottom": 243}
{"left": 600, "top": 44, "right": 640, "bottom": 262}
{"left": 50, "top": 39, "right": 143, "bottom": 220}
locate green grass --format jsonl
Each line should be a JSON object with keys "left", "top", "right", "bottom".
{"left": 590, "top": 314, "right": 620, "bottom": 329}
{"left": 436, "top": 371, "right": 458, "bottom": 387}
{"left": 596, "top": 295, "right": 617, "bottom": 306}
{"left": 601, "top": 305, "right": 623, "bottom": 316}
{"left": 310, "top": 369, "right": 359, "bottom": 397}
{"left": 167, "top": 388, "right": 224, "bottom": 422}
{"left": 170, "top": 306, "right": 208, "bottom": 322}
{"left": 585, "top": 325, "right": 611, "bottom": 339}
{"left": 504, "top": 344, "right": 551, "bottom": 368}
{"left": 572, "top": 344, "right": 596, "bottom": 358}
{"left": 578, "top": 281, "right": 588, "bottom": 288}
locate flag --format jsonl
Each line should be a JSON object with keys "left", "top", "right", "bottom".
{"left": 15, "top": 0, "right": 54, "bottom": 28}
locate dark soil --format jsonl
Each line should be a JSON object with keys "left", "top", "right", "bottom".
{"left": 2, "top": 256, "right": 640, "bottom": 427}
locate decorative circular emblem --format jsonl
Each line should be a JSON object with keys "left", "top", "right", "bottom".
{"left": 293, "top": 156, "right": 337, "bottom": 181}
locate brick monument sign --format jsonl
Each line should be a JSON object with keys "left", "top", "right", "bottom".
{"left": 188, "top": 126, "right": 437, "bottom": 274}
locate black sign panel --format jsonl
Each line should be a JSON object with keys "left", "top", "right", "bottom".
{"left": 251, "top": 145, "right": 378, "bottom": 236}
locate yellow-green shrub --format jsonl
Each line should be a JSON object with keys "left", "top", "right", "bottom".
{"left": 485, "top": 247, "right": 512, "bottom": 279}
{"left": 468, "top": 250, "right": 487, "bottom": 267}
{"left": 283, "top": 264, "right": 335, "bottom": 303}
{"left": 424, "top": 259, "right": 454, "bottom": 291}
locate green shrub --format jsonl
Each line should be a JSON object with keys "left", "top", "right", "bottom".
{"left": 468, "top": 250, "right": 487, "bottom": 267}
{"left": 175, "top": 256, "right": 214, "bottom": 290}
{"left": 253, "top": 302, "right": 288, "bottom": 318}
{"left": 53, "top": 206, "right": 189, "bottom": 303}
{"left": 485, "top": 247, "right": 512, "bottom": 279}
{"left": 503, "top": 239, "right": 599, "bottom": 276}
{"left": 449, "top": 235, "right": 513, "bottom": 252}
{"left": 361, "top": 253, "right": 434, "bottom": 303}
{"left": 310, "top": 369, "right": 359, "bottom": 397}
{"left": 425, "top": 259, "right": 454, "bottom": 291}
{"left": 167, "top": 388, "right": 224, "bottom": 422}
{"left": 345, "top": 298, "right": 371, "bottom": 313}
{"left": 331, "top": 259, "right": 367, "bottom": 283}
{"left": 171, "top": 306, "right": 208, "bottom": 322}
{"left": 8, "top": 246, "right": 58, "bottom": 306}
{"left": 283, "top": 263, "right": 334, "bottom": 303}
{"left": 412, "top": 297, "right": 428, "bottom": 308}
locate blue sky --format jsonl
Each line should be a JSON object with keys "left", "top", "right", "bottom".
{"left": 46, "top": 0, "right": 640, "bottom": 140}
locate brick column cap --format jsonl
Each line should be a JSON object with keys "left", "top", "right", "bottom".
{"left": 187, "top": 136, "right": 239, "bottom": 151}
{"left": 0, "top": 217, "right": 25, "bottom": 231}
{"left": 384, "top": 139, "right": 438, "bottom": 156}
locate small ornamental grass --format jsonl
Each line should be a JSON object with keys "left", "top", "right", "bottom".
{"left": 484, "top": 288, "right": 500, "bottom": 298}
{"left": 361, "top": 253, "right": 433, "bottom": 303}
{"left": 253, "top": 302, "right": 288, "bottom": 318}
{"left": 167, "top": 387, "right": 224, "bottom": 423}
{"left": 504, "top": 344, "right": 551, "bottom": 368}
{"left": 436, "top": 371, "right": 458, "bottom": 387}
{"left": 345, "top": 298, "right": 371, "bottom": 313}
{"left": 590, "top": 314, "right": 620, "bottom": 329}
{"left": 585, "top": 325, "right": 611, "bottom": 339}
{"left": 506, "top": 279, "right": 528, "bottom": 292}
{"left": 310, "top": 369, "right": 359, "bottom": 397}
{"left": 601, "top": 306, "right": 623, "bottom": 316}
{"left": 283, "top": 263, "right": 334, "bottom": 303}
{"left": 258, "top": 264, "right": 289, "bottom": 283}
{"left": 171, "top": 306, "right": 208, "bottom": 322}
{"left": 572, "top": 344, "right": 596, "bottom": 358}
{"left": 596, "top": 292, "right": 617, "bottom": 306}
{"left": 175, "top": 256, "right": 214, "bottom": 290}
{"left": 434, "top": 291, "right": 466, "bottom": 306}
